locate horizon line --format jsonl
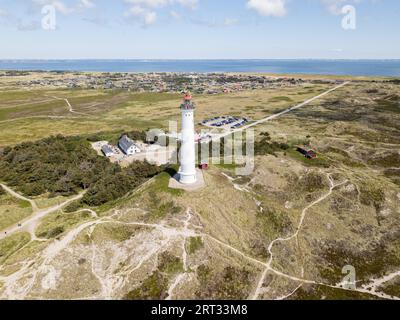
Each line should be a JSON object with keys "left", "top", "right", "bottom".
{"left": 1, "top": 58, "right": 400, "bottom": 61}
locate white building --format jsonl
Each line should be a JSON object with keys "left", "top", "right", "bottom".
{"left": 118, "top": 135, "right": 141, "bottom": 155}
{"left": 101, "top": 145, "right": 114, "bottom": 157}
{"left": 178, "top": 93, "right": 197, "bottom": 185}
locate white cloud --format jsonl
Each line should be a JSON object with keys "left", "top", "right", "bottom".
{"left": 125, "top": 5, "right": 158, "bottom": 25}
{"left": 124, "top": 0, "right": 198, "bottom": 26}
{"left": 124, "top": 0, "right": 198, "bottom": 9}
{"left": 169, "top": 10, "right": 181, "bottom": 20}
{"left": 31, "top": 0, "right": 96, "bottom": 15}
{"left": 144, "top": 11, "right": 157, "bottom": 24}
{"left": 32, "top": 0, "right": 73, "bottom": 15}
{"left": 246, "top": 0, "right": 364, "bottom": 18}
{"left": 247, "top": 0, "right": 287, "bottom": 17}
{"left": 320, "top": 0, "right": 362, "bottom": 15}
{"left": 78, "top": 0, "right": 96, "bottom": 9}
{"left": 224, "top": 18, "right": 239, "bottom": 26}
{"left": 0, "top": 9, "right": 7, "bottom": 16}
{"left": 125, "top": 0, "right": 169, "bottom": 8}
{"left": 175, "top": 0, "right": 198, "bottom": 9}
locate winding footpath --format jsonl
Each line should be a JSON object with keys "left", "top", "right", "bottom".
{"left": 0, "top": 183, "right": 84, "bottom": 241}
{"left": 250, "top": 174, "right": 347, "bottom": 300}
{"left": 49, "top": 96, "right": 91, "bottom": 116}
{"left": 1, "top": 175, "right": 399, "bottom": 300}
{"left": 0, "top": 183, "right": 38, "bottom": 211}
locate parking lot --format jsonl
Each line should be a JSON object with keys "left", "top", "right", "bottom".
{"left": 200, "top": 116, "right": 250, "bottom": 131}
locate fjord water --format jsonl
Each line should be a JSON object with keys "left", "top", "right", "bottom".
{"left": 0, "top": 59, "right": 399, "bottom": 76}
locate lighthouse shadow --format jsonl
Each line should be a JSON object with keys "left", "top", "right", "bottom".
{"left": 165, "top": 167, "right": 180, "bottom": 185}
{"left": 165, "top": 166, "right": 178, "bottom": 179}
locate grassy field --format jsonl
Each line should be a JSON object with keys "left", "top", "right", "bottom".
{"left": 0, "top": 194, "right": 32, "bottom": 231}
{"left": 0, "top": 232, "right": 31, "bottom": 264}
{"left": 35, "top": 209, "right": 94, "bottom": 239}
{"left": 0, "top": 75, "right": 399, "bottom": 300}
{"left": 0, "top": 82, "right": 329, "bottom": 147}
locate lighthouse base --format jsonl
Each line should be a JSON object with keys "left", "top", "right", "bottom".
{"left": 178, "top": 170, "right": 197, "bottom": 185}
{"left": 169, "top": 169, "right": 205, "bottom": 192}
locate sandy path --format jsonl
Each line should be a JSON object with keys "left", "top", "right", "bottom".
{"left": 0, "top": 187, "right": 84, "bottom": 241}
{"left": 2, "top": 173, "right": 398, "bottom": 300}
{"left": 0, "top": 183, "right": 38, "bottom": 211}
{"left": 49, "top": 96, "right": 91, "bottom": 116}
{"left": 1, "top": 199, "right": 397, "bottom": 300}
{"left": 361, "top": 271, "right": 400, "bottom": 293}
{"left": 250, "top": 173, "right": 348, "bottom": 300}
{"left": 166, "top": 209, "right": 194, "bottom": 300}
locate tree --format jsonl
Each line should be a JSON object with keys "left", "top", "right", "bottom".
{"left": 0, "top": 135, "right": 163, "bottom": 207}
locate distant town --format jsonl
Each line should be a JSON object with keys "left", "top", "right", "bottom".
{"left": 0, "top": 70, "right": 341, "bottom": 94}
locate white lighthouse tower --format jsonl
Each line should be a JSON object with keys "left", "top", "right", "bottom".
{"left": 178, "top": 93, "right": 197, "bottom": 185}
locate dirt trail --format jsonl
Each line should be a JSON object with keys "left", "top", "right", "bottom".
{"left": 0, "top": 115, "right": 81, "bottom": 124}
{"left": 275, "top": 284, "right": 303, "bottom": 300}
{"left": 49, "top": 96, "right": 91, "bottom": 116}
{"left": 166, "top": 209, "right": 196, "bottom": 300}
{"left": 1, "top": 175, "right": 398, "bottom": 300}
{"left": 360, "top": 271, "right": 400, "bottom": 293}
{"left": 0, "top": 183, "right": 38, "bottom": 211}
{"left": 0, "top": 216, "right": 107, "bottom": 299}
{"left": 0, "top": 186, "right": 84, "bottom": 241}
{"left": 268, "top": 267, "right": 399, "bottom": 300}
{"left": 250, "top": 173, "right": 348, "bottom": 300}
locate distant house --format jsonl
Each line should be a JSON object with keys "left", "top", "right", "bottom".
{"left": 297, "top": 147, "right": 308, "bottom": 156}
{"left": 102, "top": 145, "right": 114, "bottom": 157}
{"left": 305, "top": 150, "right": 317, "bottom": 159}
{"left": 119, "top": 135, "right": 141, "bottom": 155}
{"left": 297, "top": 147, "right": 317, "bottom": 160}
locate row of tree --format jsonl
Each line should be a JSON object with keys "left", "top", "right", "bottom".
{"left": 0, "top": 135, "right": 162, "bottom": 207}
{"left": 81, "top": 161, "right": 162, "bottom": 207}
{"left": 254, "top": 132, "right": 290, "bottom": 156}
{"left": 194, "top": 132, "right": 290, "bottom": 162}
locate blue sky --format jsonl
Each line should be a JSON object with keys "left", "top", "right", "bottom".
{"left": 0, "top": 0, "right": 399, "bottom": 59}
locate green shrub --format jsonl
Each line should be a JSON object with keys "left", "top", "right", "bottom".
{"left": 81, "top": 161, "right": 162, "bottom": 207}
{"left": 196, "top": 266, "right": 253, "bottom": 300}
{"left": 360, "top": 185, "right": 385, "bottom": 210}
{"left": 64, "top": 201, "right": 83, "bottom": 213}
{"left": 187, "top": 237, "right": 204, "bottom": 254}
{"left": 255, "top": 133, "right": 290, "bottom": 156}
{"left": 42, "top": 226, "right": 65, "bottom": 239}
{"left": 125, "top": 271, "right": 168, "bottom": 300}
{"left": 0, "top": 135, "right": 117, "bottom": 196}
{"left": 0, "top": 135, "right": 163, "bottom": 207}
{"left": 158, "top": 252, "right": 184, "bottom": 274}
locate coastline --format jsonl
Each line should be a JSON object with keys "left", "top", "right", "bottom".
{"left": 1, "top": 59, "right": 400, "bottom": 77}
